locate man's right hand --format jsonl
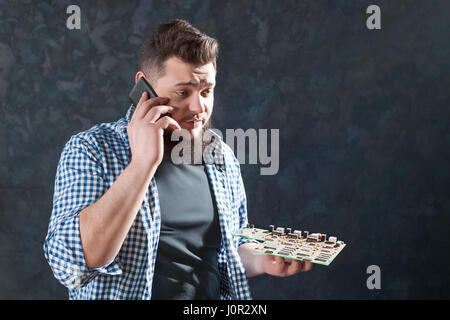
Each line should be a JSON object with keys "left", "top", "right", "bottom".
{"left": 127, "top": 91, "right": 181, "bottom": 172}
{"left": 80, "top": 90, "right": 181, "bottom": 269}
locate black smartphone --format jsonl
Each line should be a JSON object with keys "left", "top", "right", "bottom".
{"left": 128, "top": 77, "right": 172, "bottom": 119}
{"left": 129, "top": 76, "right": 158, "bottom": 107}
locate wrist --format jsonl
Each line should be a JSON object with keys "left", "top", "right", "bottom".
{"left": 238, "top": 242, "right": 267, "bottom": 277}
{"left": 257, "top": 252, "right": 269, "bottom": 275}
{"left": 129, "top": 158, "right": 158, "bottom": 177}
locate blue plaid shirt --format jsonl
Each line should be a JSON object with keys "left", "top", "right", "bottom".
{"left": 43, "top": 105, "right": 255, "bottom": 300}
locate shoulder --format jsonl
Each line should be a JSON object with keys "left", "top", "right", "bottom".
{"left": 62, "top": 118, "right": 126, "bottom": 159}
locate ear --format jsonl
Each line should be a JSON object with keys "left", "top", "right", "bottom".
{"left": 135, "top": 71, "right": 146, "bottom": 84}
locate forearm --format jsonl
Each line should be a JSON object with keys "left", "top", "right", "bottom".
{"left": 238, "top": 242, "right": 266, "bottom": 278}
{"left": 79, "top": 160, "right": 157, "bottom": 268}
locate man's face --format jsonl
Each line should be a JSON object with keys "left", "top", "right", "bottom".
{"left": 138, "top": 56, "right": 216, "bottom": 139}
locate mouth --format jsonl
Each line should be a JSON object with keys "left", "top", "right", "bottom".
{"left": 183, "top": 118, "right": 203, "bottom": 128}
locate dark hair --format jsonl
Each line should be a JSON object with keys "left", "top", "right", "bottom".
{"left": 138, "top": 19, "right": 219, "bottom": 85}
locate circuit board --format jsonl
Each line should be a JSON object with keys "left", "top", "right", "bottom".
{"left": 232, "top": 224, "right": 346, "bottom": 266}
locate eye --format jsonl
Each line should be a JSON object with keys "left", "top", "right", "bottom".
{"left": 175, "top": 90, "right": 186, "bottom": 97}
{"left": 201, "top": 89, "right": 212, "bottom": 97}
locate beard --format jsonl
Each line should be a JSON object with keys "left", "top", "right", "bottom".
{"left": 162, "top": 118, "right": 213, "bottom": 164}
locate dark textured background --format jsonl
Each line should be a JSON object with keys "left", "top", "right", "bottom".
{"left": 0, "top": 0, "right": 449, "bottom": 299}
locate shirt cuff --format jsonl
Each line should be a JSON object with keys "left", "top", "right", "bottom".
{"left": 79, "top": 256, "right": 123, "bottom": 287}
{"left": 44, "top": 213, "right": 123, "bottom": 289}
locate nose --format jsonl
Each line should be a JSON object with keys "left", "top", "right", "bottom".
{"left": 188, "top": 93, "right": 206, "bottom": 114}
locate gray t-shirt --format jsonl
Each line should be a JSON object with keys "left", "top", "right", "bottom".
{"left": 151, "top": 153, "right": 221, "bottom": 300}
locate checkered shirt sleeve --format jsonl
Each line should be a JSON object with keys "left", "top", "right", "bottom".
{"left": 43, "top": 134, "right": 123, "bottom": 290}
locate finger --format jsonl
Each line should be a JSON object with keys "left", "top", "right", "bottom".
{"left": 155, "top": 116, "right": 182, "bottom": 131}
{"left": 302, "top": 262, "right": 314, "bottom": 272}
{"left": 266, "top": 254, "right": 277, "bottom": 265}
{"left": 136, "top": 91, "right": 148, "bottom": 110}
{"left": 291, "top": 260, "right": 304, "bottom": 274}
{"left": 273, "top": 256, "right": 285, "bottom": 271}
{"left": 273, "top": 255, "right": 284, "bottom": 264}
{"left": 130, "top": 92, "right": 148, "bottom": 122}
{"left": 135, "top": 95, "right": 170, "bottom": 119}
{"left": 282, "top": 258, "right": 300, "bottom": 274}
{"left": 144, "top": 105, "right": 175, "bottom": 123}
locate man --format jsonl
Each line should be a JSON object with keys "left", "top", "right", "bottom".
{"left": 43, "top": 19, "right": 312, "bottom": 300}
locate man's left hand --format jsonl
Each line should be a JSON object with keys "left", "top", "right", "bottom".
{"left": 238, "top": 242, "right": 314, "bottom": 277}
{"left": 261, "top": 254, "right": 313, "bottom": 277}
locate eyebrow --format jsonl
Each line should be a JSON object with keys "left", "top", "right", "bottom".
{"left": 174, "top": 80, "right": 215, "bottom": 88}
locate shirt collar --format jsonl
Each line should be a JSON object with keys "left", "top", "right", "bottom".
{"left": 125, "top": 104, "right": 135, "bottom": 123}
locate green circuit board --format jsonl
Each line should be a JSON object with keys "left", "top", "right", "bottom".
{"left": 233, "top": 224, "right": 346, "bottom": 266}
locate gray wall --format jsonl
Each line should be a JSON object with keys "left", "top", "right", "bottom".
{"left": 0, "top": 0, "right": 449, "bottom": 299}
